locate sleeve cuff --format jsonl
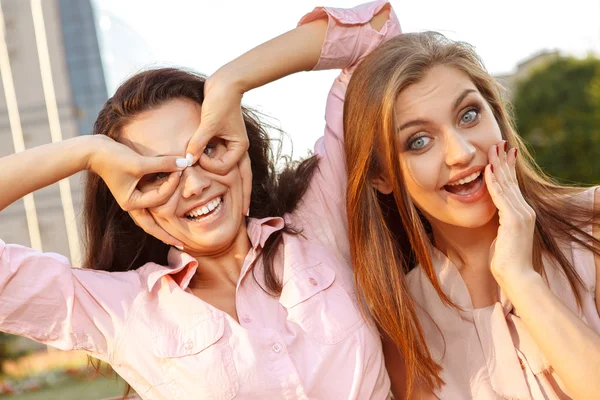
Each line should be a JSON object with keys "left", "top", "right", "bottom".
{"left": 297, "top": 1, "right": 397, "bottom": 71}
{"left": 298, "top": 0, "right": 390, "bottom": 27}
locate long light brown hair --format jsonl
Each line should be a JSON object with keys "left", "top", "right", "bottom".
{"left": 344, "top": 32, "right": 600, "bottom": 393}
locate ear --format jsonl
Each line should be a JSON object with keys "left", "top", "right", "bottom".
{"left": 371, "top": 173, "right": 393, "bottom": 195}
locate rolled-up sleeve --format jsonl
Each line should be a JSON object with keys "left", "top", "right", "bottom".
{"left": 0, "top": 240, "right": 140, "bottom": 361}
{"left": 290, "top": 1, "right": 401, "bottom": 258}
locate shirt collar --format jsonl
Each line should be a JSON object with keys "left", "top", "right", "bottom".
{"left": 144, "top": 249, "right": 198, "bottom": 292}
{"left": 143, "top": 216, "right": 285, "bottom": 292}
{"left": 246, "top": 216, "right": 286, "bottom": 249}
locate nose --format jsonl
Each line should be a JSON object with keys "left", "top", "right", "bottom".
{"left": 181, "top": 165, "right": 211, "bottom": 199}
{"left": 444, "top": 128, "right": 476, "bottom": 166}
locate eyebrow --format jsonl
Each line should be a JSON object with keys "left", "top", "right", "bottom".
{"left": 452, "top": 88, "right": 477, "bottom": 112}
{"left": 397, "top": 88, "right": 478, "bottom": 132}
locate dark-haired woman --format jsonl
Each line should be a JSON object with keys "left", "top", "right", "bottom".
{"left": 0, "top": 2, "right": 399, "bottom": 399}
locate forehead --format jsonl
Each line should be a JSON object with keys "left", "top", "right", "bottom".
{"left": 120, "top": 98, "right": 201, "bottom": 156}
{"left": 395, "top": 65, "right": 478, "bottom": 117}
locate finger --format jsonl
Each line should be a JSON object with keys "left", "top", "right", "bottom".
{"left": 485, "top": 163, "right": 519, "bottom": 220}
{"left": 129, "top": 209, "right": 183, "bottom": 247}
{"left": 496, "top": 144, "right": 530, "bottom": 214}
{"left": 141, "top": 155, "right": 188, "bottom": 174}
{"left": 130, "top": 171, "right": 181, "bottom": 209}
{"left": 506, "top": 147, "right": 518, "bottom": 182}
{"left": 185, "top": 125, "right": 212, "bottom": 165}
{"left": 489, "top": 147, "right": 525, "bottom": 221}
{"left": 200, "top": 142, "right": 248, "bottom": 175}
{"left": 505, "top": 146, "right": 535, "bottom": 218}
{"left": 489, "top": 142, "right": 520, "bottom": 208}
{"left": 239, "top": 152, "right": 252, "bottom": 216}
{"left": 493, "top": 141, "right": 513, "bottom": 185}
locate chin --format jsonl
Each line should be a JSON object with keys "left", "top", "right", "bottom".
{"left": 184, "top": 221, "right": 245, "bottom": 253}
{"left": 449, "top": 204, "right": 497, "bottom": 229}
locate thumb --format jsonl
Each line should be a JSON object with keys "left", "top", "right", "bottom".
{"left": 141, "top": 155, "right": 187, "bottom": 174}
{"left": 185, "top": 124, "right": 213, "bottom": 164}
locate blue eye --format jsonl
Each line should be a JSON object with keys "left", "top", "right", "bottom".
{"left": 408, "top": 135, "right": 431, "bottom": 150}
{"left": 460, "top": 107, "right": 480, "bottom": 125}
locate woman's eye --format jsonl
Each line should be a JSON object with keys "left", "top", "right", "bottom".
{"left": 408, "top": 135, "right": 431, "bottom": 150}
{"left": 460, "top": 108, "right": 480, "bottom": 125}
{"left": 203, "top": 143, "right": 217, "bottom": 158}
{"left": 146, "top": 172, "right": 170, "bottom": 183}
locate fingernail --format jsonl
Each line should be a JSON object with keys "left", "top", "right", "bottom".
{"left": 186, "top": 153, "right": 194, "bottom": 167}
{"left": 490, "top": 164, "right": 494, "bottom": 173}
{"left": 246, "top": 208, "right": 250, "bottom": 217}
{"left": 514, "top": 148, "right": 518, "bottom": 158}
{"left": 176, "top": 158, "right": 188, "bottom": 168}
{"left": 503, "top": 141, "right": 508, "bottom": 152}
{"left": 175, "top": 245, "right": 184, "bottom": 251}
{"left": 495, "top": 145, "right": 499, "bottom": 156}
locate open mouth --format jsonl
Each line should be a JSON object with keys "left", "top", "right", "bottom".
{"left": 444, "top": 171, "right": 484, "bottom": 196}
{"left": 184, "top": 196, "right": 223, "bottom": 222}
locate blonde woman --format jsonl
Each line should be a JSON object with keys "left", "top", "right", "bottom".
{"left": 342, "top": 32, "right": 600, "bottom": 399}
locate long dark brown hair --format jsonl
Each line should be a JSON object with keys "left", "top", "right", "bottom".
{"left": 84, "top": 67, "right": 318, "bottom": 290}
{"left": 344, "top": 32, "right": 600, "bottom": 394}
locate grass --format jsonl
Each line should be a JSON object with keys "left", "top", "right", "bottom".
{"left": 4, "top": 375, "right": 126, "bottom": 400}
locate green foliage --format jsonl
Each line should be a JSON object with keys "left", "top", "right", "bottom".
{"left": 512, "top": 55, "right": 600, "bottom": 184}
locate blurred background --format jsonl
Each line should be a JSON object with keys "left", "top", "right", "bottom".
{"left": 0, "top": 0, "right": 598, "bottom": 398}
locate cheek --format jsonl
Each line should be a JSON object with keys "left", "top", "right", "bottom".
{"left": 148, "top": 192, "right": 181, "bottom": 221}
{"left": 479, "top": 115, "right": 503, "bottom": 144}
{"left": 402, "top": 151, "right": 442, "bottom": 193}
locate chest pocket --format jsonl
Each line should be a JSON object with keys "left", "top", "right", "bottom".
{"left": 151, "top": 314, "right": 238, "bottom": 400}
{"left": 279, "top": 263, "right": 364, "bottom": 344}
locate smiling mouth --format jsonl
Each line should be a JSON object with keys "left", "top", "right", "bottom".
{"left": 444, "top": 171, "right": 484, "bottom": 195}
{"left": 185, "top": 196, "right": 223, "bottom": 222}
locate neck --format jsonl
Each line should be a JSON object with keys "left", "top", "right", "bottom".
{"left": 187, "top": 225, "right": 251, "bottom": 290}
{"left": 429, "top": 213, "right": 499, "bottom": 272}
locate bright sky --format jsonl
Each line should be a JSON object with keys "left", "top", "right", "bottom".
{"left": 92, "top": 0, "right": 600, "bottom": 159}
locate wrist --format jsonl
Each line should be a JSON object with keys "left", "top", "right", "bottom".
{"left": 207, "top": 65, "right": 247, "bottom": 97}
{"left": 84, "top": 135, "right": 111, "bottom": 173}
{"left": 496, "top": 268, "right": 543, "bottom": 299}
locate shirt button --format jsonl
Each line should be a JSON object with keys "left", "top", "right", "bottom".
{"left": 309, "top": 277, "right": 318, "bottom": 286}
{"left": 185, "top": 339, "right": 193, "bottom": 351}
{"left": 272, "top": 342, "right": 283, "bottom": 353}
{"left": 242, "top": 315, "right": 252, "bottom": 323}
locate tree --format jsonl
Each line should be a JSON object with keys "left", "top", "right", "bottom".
{"left": 512, "top": 55, "right": 600, "bottom": 184}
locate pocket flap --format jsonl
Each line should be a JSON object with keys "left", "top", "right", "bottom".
{"left": 279, "top": 264, "right": 335, "bottom": 308}
{"left": 152, "top": 314, "right": 225, "bottom": 358}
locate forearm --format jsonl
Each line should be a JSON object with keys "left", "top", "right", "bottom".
{"left": 501, "top": 272, "right": 600, "bottom": 398}
{"left": 209, "top": 18, "right": 328, "bottom": 95}
{"left": 0, "top": 135, "right": 96, "bottom": 211}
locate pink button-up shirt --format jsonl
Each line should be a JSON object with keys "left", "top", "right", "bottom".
{"left": 0, "top": 2, "right": 400, "bottom": 399}
{"left": 407, "top": 187, "right": 600, "bottom": 399}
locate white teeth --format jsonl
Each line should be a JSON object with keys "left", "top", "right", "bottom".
{"left": 185, "top": 196, "right": 222, "bottom": 218}
{"left": 447, "top": 171, "right": 481, "bottom": 186}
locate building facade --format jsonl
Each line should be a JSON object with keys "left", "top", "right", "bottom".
{"left": 0, "top": 0, "right": 107, "bottom": 263}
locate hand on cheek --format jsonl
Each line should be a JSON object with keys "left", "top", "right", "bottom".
{"left": 484, "top": 140, "right": 538, "bottom": 285}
